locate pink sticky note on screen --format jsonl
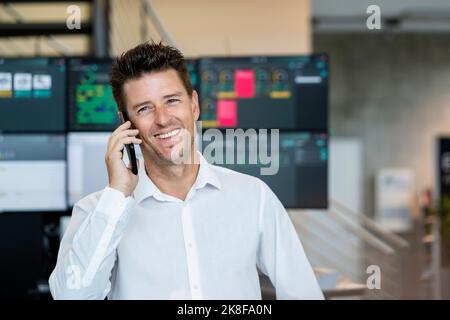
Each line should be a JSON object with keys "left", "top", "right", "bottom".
{"left": 217, "top": 100, "right": 237, "bottom": 127}
{"left": 235, "top": 69, "right": 255, "bottom": 98}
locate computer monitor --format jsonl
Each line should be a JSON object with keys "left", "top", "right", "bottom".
{"left": 198, "top": 55, "right": 328, "bottom": 130}
{"left": 68, "top": 58, "right": 120, "bottom": 131}
{"left": 0, "top": 134, "right": 66, "bottom": 212}
{"left": 201, "top": 131, "right": 328, "bottom": 208}
{"left": 0, "top": 58, "right": 66, "bottom": 132}
{"left": 68, "top": 132, "right": 110, "bottom": 204}
{"left": 68, "top": 132, "right": 143, "bottom": 205}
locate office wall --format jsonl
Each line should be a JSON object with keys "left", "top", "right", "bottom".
{"left": 110, "top": 0, "right": 311, "bottom": 56}
{"left": 314, "top": 34, "right": 450, "bottom": 216}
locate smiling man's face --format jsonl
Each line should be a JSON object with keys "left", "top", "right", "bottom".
{"left": 122, "top": 68, "right": 199, "bottom": 165}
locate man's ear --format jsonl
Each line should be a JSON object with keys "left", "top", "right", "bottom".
{"left": 118, "top": 110, "right": 136, "bottom": 130}
{"left": 118, "top": 111, "right": 125, "bottom": 123}
{"left": 191, "top": 90, "right": 200, "bottom": 121}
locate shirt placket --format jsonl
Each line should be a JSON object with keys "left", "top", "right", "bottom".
{"left": 181, "top": 201, "right": 203, "bottom": 299}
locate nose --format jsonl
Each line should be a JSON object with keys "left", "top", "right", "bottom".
{"left": 154, "top": 105, "right": 170, "bottom": 127}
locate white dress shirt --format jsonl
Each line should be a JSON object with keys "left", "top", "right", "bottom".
{"left": 49, "top": 152, "right": 324, "bottom": 300}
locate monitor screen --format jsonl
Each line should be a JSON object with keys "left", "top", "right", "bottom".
{"left": 0, "top": 58, "right": 66, "bottom": 132}
{"left": 68, "top": 58, "right": 119, "bottom": 131}
{"left": 0, "top": 134, "right": 66, "bottom": 212}
{"left": 198, "top": 55, "right": 328, "bottom": 130}
{"left": 68, "top": 132, "right": 110, "bottom": 205}
{"left": 68, "top": 132, "right": 143, "bottom": 205}
{"left": 201, "top": 131, "right": 328, "bottom": 208}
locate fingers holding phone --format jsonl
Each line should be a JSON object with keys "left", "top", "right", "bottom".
{"left": 106, "top": 120, "right": 142, "bottom": 197}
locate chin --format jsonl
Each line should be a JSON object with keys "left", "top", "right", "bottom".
{"left": 153, "top": 145, "right": 183, "bottom": 164}
{"left": 169, "top": 145, "right": 187, "bottom": 163}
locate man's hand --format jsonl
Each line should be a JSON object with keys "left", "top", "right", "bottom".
{"left": 106, "top": 121, "right": 142, "bottom": 197}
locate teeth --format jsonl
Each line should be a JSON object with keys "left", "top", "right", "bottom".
{"left": 156, "top": 129, "right": 180, "bottom": 139}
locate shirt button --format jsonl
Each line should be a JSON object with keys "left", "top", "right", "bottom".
{"left": 188, "top": 243, "right": 193, "bottom": 248}
{"left": 193, "top": 285, "right": 198, "bottom": 290}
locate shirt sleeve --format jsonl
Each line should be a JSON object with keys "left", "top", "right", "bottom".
{"left": 256, "top": 182, "right": 324, "bottom": 300}
{"left": 49, "top": 187, "right": 135, "bottom": 300}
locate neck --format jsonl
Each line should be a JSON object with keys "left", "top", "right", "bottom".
{"left": 143, "top": 151, "right": 200, "bottom": 201}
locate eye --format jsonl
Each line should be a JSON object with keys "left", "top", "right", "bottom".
{"left": 167, "top": 98, "right": 180, "bottom": 105}
{"left": 137, "top": 105, "right": 152, "bottom": 114}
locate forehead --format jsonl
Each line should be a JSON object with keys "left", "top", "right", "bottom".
{"left": 123, "top": 69, "right": 186, "bottom": 105}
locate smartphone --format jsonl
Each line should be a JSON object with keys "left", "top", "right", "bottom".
{"left": 121, "top": 112, "right": 138, "bottom": 175}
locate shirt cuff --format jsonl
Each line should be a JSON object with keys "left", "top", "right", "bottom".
{"left": 95, "top": 186, "right": 135, "bottom": 224}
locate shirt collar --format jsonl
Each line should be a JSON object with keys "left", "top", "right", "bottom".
{"left": 195, "top": 151, "right": 222, "bottom": 191}
{"left": 133, "top": 151, "right": 221, "bottom": 204}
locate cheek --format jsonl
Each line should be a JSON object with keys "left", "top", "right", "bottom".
{"left": 133, "top": 120, "right": 150, "bottom": 138}
{"left": 169, "top": 107, "right": 192, "bottom": 126}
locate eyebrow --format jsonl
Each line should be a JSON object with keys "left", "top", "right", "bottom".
{"left": 163, "top": 91, "right": 183, "bottom": 99}
{"left": 130, "top": 91, "right": 183, "bottom": 111}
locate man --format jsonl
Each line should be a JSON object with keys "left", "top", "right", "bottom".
{"left": 49, "top": 41, "right": 324, "bottom": 300}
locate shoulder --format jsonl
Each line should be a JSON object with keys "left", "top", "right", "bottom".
{"left": 208, "top": 164, "right": 277, "bottom": 200}
{"left": 210, "top": 164, "right": 264, "bottom": 188}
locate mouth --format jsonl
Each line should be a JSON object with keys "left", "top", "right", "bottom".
{"left": 152, "top": 128, "right": 184, "bottom": 149}
{"left": 154, "top": 128, "right": 181, "bottom": 140}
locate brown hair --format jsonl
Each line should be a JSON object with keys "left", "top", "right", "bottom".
{"left": 110, "top": 40, "right": 193, "bottom": 114}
